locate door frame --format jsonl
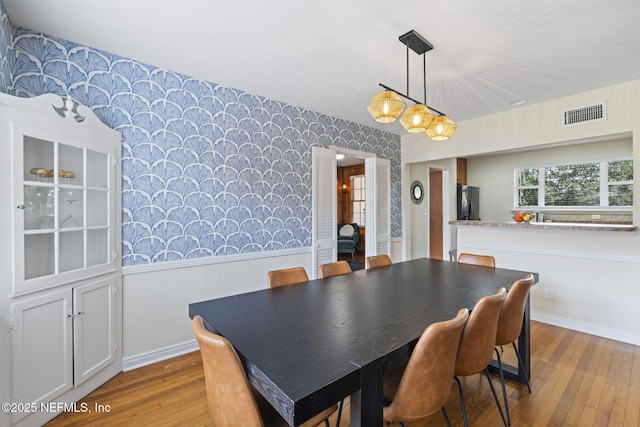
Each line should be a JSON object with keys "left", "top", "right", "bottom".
{"left": 330, "top": 148, "right": 377, "bottom": 248}
{"left": 426, "top": 165, "right": 452, "bottom": 260}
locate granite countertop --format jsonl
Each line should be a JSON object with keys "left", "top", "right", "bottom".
{"left": 449, "top": 220, "right": 637, "bottom": 232}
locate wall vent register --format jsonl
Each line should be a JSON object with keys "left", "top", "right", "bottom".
{"left": 563, "top": 102, "right": 606, "bottom": 126}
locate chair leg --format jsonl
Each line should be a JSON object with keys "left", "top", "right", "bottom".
{"left": 335, "top": 398, "right": 343, "bottom": 427}
{"left": 495, "top": 347, "right": 511, "bottom": 425}
{"left": 512, "top": 342, "right": 532, "bottom": 393}
{"left": 454, "top": 376, "right": 469, "bottom": 427}
{"left": 441, "top": 406, "right": 452, "bottom": 427}
{"left": 484, "top": 368, "right": 508, "bottom": 427}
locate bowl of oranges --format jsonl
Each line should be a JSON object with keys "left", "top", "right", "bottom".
{"left": 513, "top": 211, "right": 536, "bottom": 223}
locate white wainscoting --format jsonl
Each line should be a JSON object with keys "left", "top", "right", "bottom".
{"left": 456, "top": 225, "right": 640, "bottom": 346}
{"left": 121, "top": 248, "right": 313, "bottom": 360}
{"left": 121, "top": 240, "right": 408, "bottom": 369}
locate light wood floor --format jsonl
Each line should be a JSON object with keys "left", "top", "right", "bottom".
{"left": 45, "top": 321, "right": 640, "bottom": 426}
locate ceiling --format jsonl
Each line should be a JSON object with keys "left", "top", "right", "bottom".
{"left": 5, "top": 0, "right": 640, "bottom": 135}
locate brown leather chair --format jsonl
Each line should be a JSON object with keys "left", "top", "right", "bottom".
{"left": 267, "top": 267, "right": 309, "bottom": 288}
{"left": 457, "top": 252, "right": 496, "bottom": 268}
{"left": 454, "top": 288, "right": 508, "bottom": 427}
{"left": 365, "top": 254, "right": 392, "bottom": 269}
{"left": 383, "top": 308, "right": 469, "bottom": 427}
{"left": 319, "top": 260, "right": 352, "bottom": 278}
{"left": 192, "top": 316, "right": 337, "bottom": 427}
{"left": 495, "top": 274, "right": 535, "bottom": 425}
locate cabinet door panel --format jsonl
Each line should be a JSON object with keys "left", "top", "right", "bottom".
{"left": 12, "top": 120, "right": 118, "bottom": 294}
{"left": 73, "top": 277, "right": 116, "bottom": 385}
{"left": 10, "top": 289, "right": 73, "bottom": 423}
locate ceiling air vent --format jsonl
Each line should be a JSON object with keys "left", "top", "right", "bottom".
{"left": 563, "top": 102, "right": 606, "bottom": 126}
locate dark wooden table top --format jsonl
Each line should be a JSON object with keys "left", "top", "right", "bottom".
{"left": 189, "top": 257, "right": 537, "bottom": 426}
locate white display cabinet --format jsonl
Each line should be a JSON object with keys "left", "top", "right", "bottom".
{"left": 0, "top": 93, "right": 122, "bottom": 427}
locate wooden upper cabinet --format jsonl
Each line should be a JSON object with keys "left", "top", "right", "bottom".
{"left": 456, "top": 158, "right": 467, "bottom": 186}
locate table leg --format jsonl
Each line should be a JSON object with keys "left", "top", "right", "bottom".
{"left": 349, "top": 358, "right": 384, "bottom": 426}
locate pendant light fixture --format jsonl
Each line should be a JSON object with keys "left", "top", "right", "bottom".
{"left": 367, "top": 30, "right": 457, "bottom": 140}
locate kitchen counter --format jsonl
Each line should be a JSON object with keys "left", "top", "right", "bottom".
{"left": 449, "top": 220, "right": 636, "bottom": 232}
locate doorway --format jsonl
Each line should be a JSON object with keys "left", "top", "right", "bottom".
{"left": 429, "top": 169, "right": 443, "bottom": 259}
{"left": 311, "top": 146, "right": 391, "bottom": 278}
{"left": 337, "top": 158, "right": 366, "bottom": 263}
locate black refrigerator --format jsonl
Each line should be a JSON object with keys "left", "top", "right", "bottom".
{"left": 457, "top": 185, "right": 480, "bottom": 220}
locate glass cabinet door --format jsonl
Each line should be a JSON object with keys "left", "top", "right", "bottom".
{"left": 15, "top": 125, "right": 115, "bottom": 293}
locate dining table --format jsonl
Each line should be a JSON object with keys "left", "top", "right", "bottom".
{"left": 189, "top": 257, "right": 538, "bottom": 426}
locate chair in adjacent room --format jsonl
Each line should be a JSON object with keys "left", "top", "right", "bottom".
{"left": 457, "top": 252, "right": 496, "bottom": 268}
{"left": 267, "top": 267, "right": 309, "bottom": 288}
{"left": 319, "top": 260, "right": 352, "bottom": 278}
{"left": 365, "top": 254, "right": 392, "bottom": 269}
{"left": 454, "top": 288, "right": 508, "bottom": 427}
{"left": 192, "top": 316, "right": 337, "bottom": 427}
{"left": 382, "top": 308, "right": 469, "bottom": 427}
{"left": 337, "top": 223, "right": 359, "bottom": 260}
{"left": 495, "top": 274, "right": 536, "bottom": 425}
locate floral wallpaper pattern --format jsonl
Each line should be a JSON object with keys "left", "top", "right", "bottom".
{"left": 4, "top": 24, "right": 402, "bottom": 266}
{"left": 0, "top": 2, "right": 10, "bottom": 92}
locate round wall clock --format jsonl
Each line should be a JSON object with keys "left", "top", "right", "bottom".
{"left": 410, "top": 180, "right": 424, "bottom": 205}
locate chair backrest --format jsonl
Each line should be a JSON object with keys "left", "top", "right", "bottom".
{"left": 384, "top": 308, "right": 469, "bottom": 422}
{"left": 496, "top": 274, "right": 535, "bottom": 346}
{"left": 457, "top": 252, "right": 496, "bottom": 268}
{"left": 192, "top": 316, "right": 264, "bottom": 427}
{"left": 267, "top": 267, "right": 309, "bottom": 288}
{"left": 319, "top": 260, "right": 352, "bottom": 278}
{"left": 365, "top": 254, "right": 392, "bottom": 269}
{"left": 455, "top": 288, "right": 507, "bottom": 376}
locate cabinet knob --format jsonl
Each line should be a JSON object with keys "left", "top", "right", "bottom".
{"left": 17, "top": 205, "right": 25, "bottom": 209}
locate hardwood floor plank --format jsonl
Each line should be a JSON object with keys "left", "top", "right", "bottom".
{"left": 43, "top": 322, "right": 640, "bottom": 427}
{"left": 623, "top": 346, "right": 640, "bottom": 427}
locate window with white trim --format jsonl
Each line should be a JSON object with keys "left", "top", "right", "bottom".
{"left": 351, "top": 174, "right": 366, "bottom": 226}
{"left": 515, "top": 158, "right": 633, "bottom": 208}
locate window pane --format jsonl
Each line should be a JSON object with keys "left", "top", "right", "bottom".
{"left": 518, "top": 168, "right": 538, "bottom": 186}
{"left": 545, "top": 163, "right": 599, "bottom": 206}
{"left": 518, "top": 188, "right": 538, "bottom": 206}
{"left": 609, "top": 184, "right": 633, "bottom": 206}
{"left": 608, "top": 160, "right": 633, "bottom": 182}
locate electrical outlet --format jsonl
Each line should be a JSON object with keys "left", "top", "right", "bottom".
{"left": 544, "top": 287, "right": 554, "bottom": 300}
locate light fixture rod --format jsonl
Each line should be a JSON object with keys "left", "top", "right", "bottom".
{"left": 378, "top": 83, "right": 446, "bottom": 117}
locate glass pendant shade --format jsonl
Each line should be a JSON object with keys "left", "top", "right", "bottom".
{"left": 399, "top": 104, "right": 435, "bottom": 133}
{"left": 425, "top": 115, "right": 457, "bottom": 140}
{"left": 367, "top": 91, "right": 406, "bottom": 123}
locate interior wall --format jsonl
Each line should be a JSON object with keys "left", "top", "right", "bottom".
{"left": 408, "top": 158, "right": 455, "bottom": 260}
{"left": 409, "top": 163, "right": 428, "bottom": 259}
{"left": 0, "top": 18, "right": 405, "bottom": 364}
{"left": 3, "top": 26, "right": 403, "bottom": 269}
{"left": 467, "top": 137, "right": 633, "bottom": 222}
{"left": 402, "top": 80, "right": 640, "bottom": 345}
{"left": 122, "top": 250, "right": 312, "bottom": 359}
{"left": 0, "top": 2, "right": 10, "bottom": 92}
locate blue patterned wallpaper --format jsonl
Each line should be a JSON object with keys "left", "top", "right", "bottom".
{"left": 4, "top": 24, "right": 402, "bottom": 266}
{"left": 0, "top": 2, "right": 10, "bottom": 92}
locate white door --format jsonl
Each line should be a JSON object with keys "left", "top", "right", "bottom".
{"left": 311, "top": 146, "right": 337, "bottom": 278}
{"left": 10, "top": 289, "right": 73, "bottom": 424}
{"left": 73, "top": 277, "right": 116, "bottom": 386}
{"left": 365, "top": 157, "right": 391, "bottom": 257}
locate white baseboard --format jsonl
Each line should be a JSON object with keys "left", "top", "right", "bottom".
{"left": 122, "top": 339, "right": 199, "bottom": 371}
{"left": 531, "top": 310, "right": 640, "bottom": 346}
